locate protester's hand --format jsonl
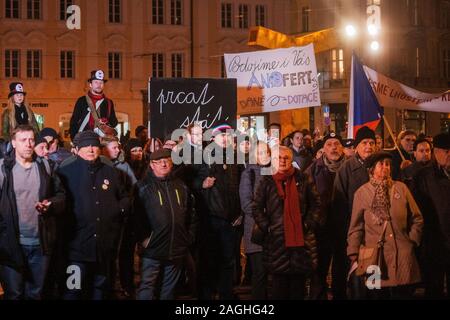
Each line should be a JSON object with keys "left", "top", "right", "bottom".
{"left": 36, "top": 200, "right": 52, "bottom": 214}
{"left": 202, "top": 177, "right": 216, "bottom": 189}
{"left": 400, "top": 160, "right": 413, "bottom": 170}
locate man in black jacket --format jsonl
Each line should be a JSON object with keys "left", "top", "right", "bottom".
{"left": 195, "top": 123, "right": 241, "bottom": 300}
{"left": 412, "top": 132, "right": 450, "bottom": 298}
{"left": 69, "top": 70, "right": 118, "bottom": 140}
{"left": 134, "top": 148, "right": 197, "bottom": 300}
{"left": 0, "top": 125, "right": 65, "bottom": 300}
{"left": 57, "top": 130, "right": 130, "bottom": 300}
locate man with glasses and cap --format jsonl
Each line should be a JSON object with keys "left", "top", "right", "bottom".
{"left": 69, "top": 70, "right": 118, "bottom": 141}
{"left": 134, "top": 148, "right": 197, "bottom": 300}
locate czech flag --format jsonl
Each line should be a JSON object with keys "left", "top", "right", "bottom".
{"left": 347, "top": 53, "right": 383, "bottom": 138}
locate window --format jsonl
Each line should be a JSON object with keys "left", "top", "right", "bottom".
{"left": 171, "top": 53, "right": 184, "bottom": 77}
{"left": 443, "top": 49, "right": 450, "bottom": 79}
{"left": 238, "top": 4, "right": 249, "bottom": 29}
{"left": 255, "top": 5, "right": 266, "bottom": 27}
{"left": 108, "top": 0, "right": 121, "bottom": 23}
{"left": 152, "top": 53, "right": 165, "bottom": 77}
{"left": 27, "top": 0, "right": 41, "bottom": 19}
{"left": 4, "top": 49, "right": 20, "bottom": 78}
{"left": 5, "top": 0, "right": 20, "bottom": 18}
{"left": 440, "top": 1, "right": 450, "bottom": 29}
{"left": 331, "top": 49, "right": 344, "bottom": 80}
{"left": 406, "top": 0, "right": 420, "bottom": 26}
{"left": 171, "top": 0, "right": 182, "bottom": 25}
{"left": 60, "top": 0, "right": 73, "bottom": 20}
{"left": 108, "top": 52, "right": 122, "bottom": 79}
{"left": 152, "top": 0, "right": 164, "bottom": 24}
{"left": 60, "top": 51, "right": 74, "bottom": 78}
{"left": 302, "top": 7, "right": 310, "bottom": 32}
{"left": 221, "top": 3, "right": 232, "bottom": 28}
{"left": 26, "top": 50, "right": 42, "bottom": 78}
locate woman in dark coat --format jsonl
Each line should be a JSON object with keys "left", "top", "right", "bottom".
{"left": 253, "top": 146, "right": 321, "bottom": 299}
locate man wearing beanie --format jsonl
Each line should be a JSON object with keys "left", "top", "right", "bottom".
{"left": 194, "top": 123, "right": 241, "bottom": 299}
{"left": 40, "top": 127, "right": 72, "bottom": 166}
{"left": 134, "top": 148, "right": 197, "bottom": 299}
{"left": 56, "top": 130, "right": 130, "bottom": 300}
{"left": 69, "top": 70, "right": 118, "bottom": 140}
{"left": 331, "top": 126, "right": 376, "bottom": 299}
{"left": 412, "top": 131, "right": 450, "bottom": 298}
{"left": 305, "top": 132, "right": 346, "bottom": 299}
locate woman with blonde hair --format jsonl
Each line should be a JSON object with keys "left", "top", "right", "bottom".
{"left": 2, "top": 82, "right": 39, "bottom": 139}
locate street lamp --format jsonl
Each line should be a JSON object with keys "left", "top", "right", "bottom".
{"left": 345, "top": 25, "right": 357, "bottom": 37}
{"left": 370, "top": 40, "right": 380, "bottom": 51}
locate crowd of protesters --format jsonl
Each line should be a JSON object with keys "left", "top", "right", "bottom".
{"left": 0, "top": 73, "right": 449, "bottom": 301}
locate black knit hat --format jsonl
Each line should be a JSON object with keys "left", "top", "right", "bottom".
{"left": 76, "top": 131, "right": 100, "bottom": 148}
{"left": 35, "top": 135, "right": 48, "bottom": 147}
{"left": 40, "top": 127, "right": 58, "bottom": 140}
{"left": 8, "top": 82, "right": 26, "bottom": 98}
{"left": 87, "top": 69, "right": 107, "bottom": 83}
{"left": 364, "top": 151, "right": 393, "bottom": 169}
{"left": 322, "top": 132, "right": 343, "bottom": 145}
{"left": 125, "top": 138, "right": 143, "bottom": 155}
{"left": 433, "top": 132, "right": 450, "bottom": 150}
{"left": 354, "top": 126, "right": 376, "bottom": 147}
{"left": 342, "top": 138, "right": 355, "bottom": 148}
{"left": 149, "top": 148, "right": 172, "bottom": 161}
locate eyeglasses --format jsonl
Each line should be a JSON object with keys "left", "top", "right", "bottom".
{"left": 151, "top": 159, "right": 172, "bottom": 165}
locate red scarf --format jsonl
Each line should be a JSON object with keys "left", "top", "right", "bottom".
{"left": 87, "top": 91, "right": 105, "bottom": 129}
{"left": 273, "top": 166, "right": 305, "bottom": 247}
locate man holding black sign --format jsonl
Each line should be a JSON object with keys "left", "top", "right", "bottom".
{"left": 69, "top": 70, "right": 118, "bottom": 141}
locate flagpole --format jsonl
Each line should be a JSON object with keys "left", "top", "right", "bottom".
{"left": 382, "top": 114, "right": 406, "bottom": 162}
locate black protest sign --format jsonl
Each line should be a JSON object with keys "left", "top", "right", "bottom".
{"left": 149, "top": 78, "right": 237, "bottom": 139}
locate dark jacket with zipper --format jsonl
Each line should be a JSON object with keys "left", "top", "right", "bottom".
{"left": 194, "top": 144, "right": 241, "bottom": 222}
{"left": 0, "top": 155, "right": 66, "bottom": 270}
{"left": 134, "top": 171, "right": 198, "bottom": 262}
{"left": 253, "top": 170, "right": 321, "bottom": 274}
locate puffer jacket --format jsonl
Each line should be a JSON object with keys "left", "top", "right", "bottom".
{"left": 253, "top": 170, "right": 321, "bottom": 274}
{"left": 134, "top": 171, "right": 198, "bottom": 261}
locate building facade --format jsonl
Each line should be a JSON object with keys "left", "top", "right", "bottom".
{"left": 0, "top": 0, "right": 293, "bottom": 141}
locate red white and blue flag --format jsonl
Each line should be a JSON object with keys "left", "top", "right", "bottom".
{"left": 347, "top": 53, "right": 383, "bottom": 138}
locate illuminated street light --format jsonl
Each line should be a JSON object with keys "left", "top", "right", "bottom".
{"left": 370, "top": 40, "right": 380, "bottom": 51}
{"left": 367, "top": 24, "right": 378, "bottom": 36}
{"left": 345, "top": 25, "right": 357, "bottom": 37}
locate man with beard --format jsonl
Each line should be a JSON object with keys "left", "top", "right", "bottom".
{"left": 69, "top": 70, "right": 118, "bottom": 141}
{"left": 331, "top": 126, "right": 376, "bottom": 299}
{"left": 305, "top": 133, "right": 345, "bottom": 299}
